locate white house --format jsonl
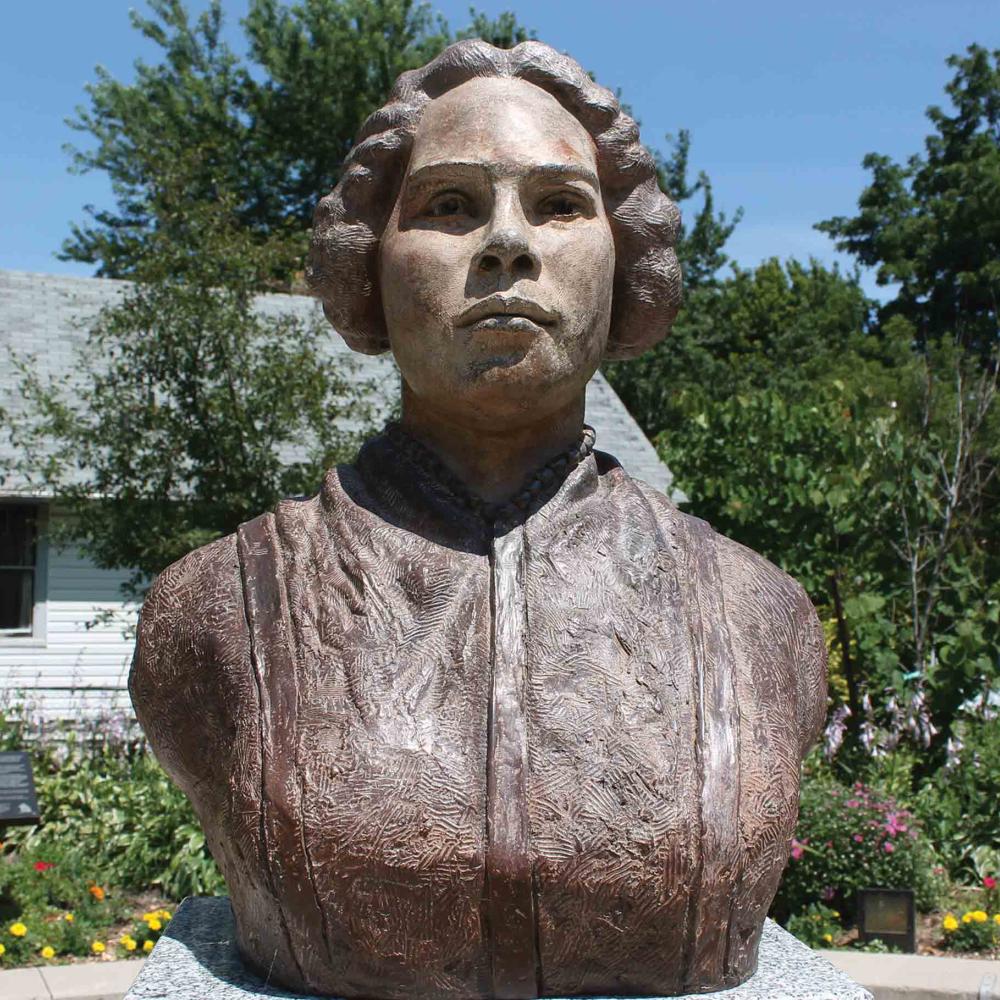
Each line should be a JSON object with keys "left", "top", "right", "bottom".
{"left": 0, "top": 268, "right": 678, "bottom": 717}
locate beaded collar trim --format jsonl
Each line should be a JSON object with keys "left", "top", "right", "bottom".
{"left": 383, "top": 422, "right": 597, "bottom": 524}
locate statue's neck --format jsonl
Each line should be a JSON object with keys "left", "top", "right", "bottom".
{"left": 398, "top": 382, "right": 586, "bottom": 507}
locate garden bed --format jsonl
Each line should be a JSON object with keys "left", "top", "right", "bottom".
{"left": 0, "top": 847, "right": 177, "bottom": 968}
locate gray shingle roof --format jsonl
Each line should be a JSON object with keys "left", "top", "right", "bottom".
{"left": 0, "top": 268, "right": 675, "bottom": 497}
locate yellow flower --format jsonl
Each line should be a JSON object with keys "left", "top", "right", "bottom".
{"left": 943, "top": 914, "right": 959, "bottom": 932}
{"left": 823, "top": 933, "right": 833, "bottom": 943}
{"left": 0, "top": 942, "right": 6, "bottom": 956}
{"left": 122, "top": 937, "right": 137, "bottom": 952}
{"left": 972, "top": 910, "right": 988, "bottom": 923}
{"left": 10, "top": 923, "right": 27, "bottom": 938}
{"left": 962, "top": 912, "right": 973, "bottom": 923}
{"left": 40, "top": 946, "right": 55, "bottom": 960}
{"left": 994, "top": 914, "right": 1000, "bottom": 925}
{"left": 159, "top": 910, "right": 172, "bottom": 921}
{"left": 832, "top": 910, "right": 840, "bottom": 918}
{"left": 91, "top": 941, "right": 106, "bottom": 955}
{"left": 63, "top": 913, "right": 74, "bottom": 923}
{"left": 143, "top": 939, "right": 154, "bottom": 953}
{"left": 146, "top": 918, "right": 162, "bottom": 932}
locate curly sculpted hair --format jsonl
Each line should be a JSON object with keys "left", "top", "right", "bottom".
{"left": 307, "top": 39, "right": 682, "bottom": 361}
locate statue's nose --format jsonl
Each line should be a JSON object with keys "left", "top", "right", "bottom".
{"left": 473, "top": 229, "right": 538, "bottom": 277}
{"left": 473, "top": 196, "right": 539, "bottom": 278}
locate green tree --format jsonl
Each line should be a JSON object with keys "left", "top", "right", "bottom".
{"left": 32, "top": 0, "right": 535, "bottom": 593}
{"left": 13, "top": 170, "right": 372, "bottom": 597}
{"left": 62, "top": 0, "right": 532, "bottom": 277}
{"left": 656, "top": 380, "right": 893, "bottom": 730}
{"left": 605, "top": 257, "right": 875, "bottom": 441}
{"left": 656, "top": 338, "right": 999, "bottom": 751}
{"left": 818, "top": 45, "right": 1000, "bottom": 359}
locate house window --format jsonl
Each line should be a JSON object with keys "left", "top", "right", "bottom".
{"left": 0, "top": 504, "right": 40, "bottom": 638}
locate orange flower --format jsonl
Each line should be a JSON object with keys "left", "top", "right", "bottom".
{"left": 89, "top": 885, "right": 106, "bottom": 902}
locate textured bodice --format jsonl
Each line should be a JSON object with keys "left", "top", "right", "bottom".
{"left": 130, "top": 434, "right": 826, "bottom": 999}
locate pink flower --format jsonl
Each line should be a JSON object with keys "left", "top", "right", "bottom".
{"left": 853, "top": 834, "right": 864, "bottom": 843}
{"left": 846, "top": 799, "right": 861, "bottom": 809}
{"left": 790, "top": 837, "right": 808, "bottom": 861}
{"left": 884, "top": 812, "right": 908, "bottom": 837}
{"left": 984, "top": 876, "right": 997, "bottom": 890}
{"left": 883, "top": 841, "right": 895, "bottom": 853}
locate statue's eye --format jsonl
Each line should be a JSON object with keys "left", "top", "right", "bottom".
{"left": 540, "top": 194, "right": 582, "bottom": 218}
{"left": 426, "top": 193, "right": 470, "bottom": 218}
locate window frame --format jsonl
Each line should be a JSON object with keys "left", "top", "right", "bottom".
{"left": 0, "top": 501, "right": 48, "bottom": 647}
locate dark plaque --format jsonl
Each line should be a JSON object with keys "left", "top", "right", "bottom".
{"left": 857, "top": 887, "right": 916, "bottom": 953}
{"left": 0, "top": 751, "right": 40, "bottom": 826}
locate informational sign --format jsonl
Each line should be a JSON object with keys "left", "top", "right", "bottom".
{"left": 857, "top": 887, "right": 916, "bottom": 953}
{"left": 0, "top": 751, "right": 40, "bottom": 826}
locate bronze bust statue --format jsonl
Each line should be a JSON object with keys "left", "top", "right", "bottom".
{"left": 130, "top": 39, "right": 827, "bottom": 1000}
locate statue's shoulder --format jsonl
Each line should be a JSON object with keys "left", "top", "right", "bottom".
{"left": 626, "top": 475, "right": 816, "bottom": 615}
{"left": 710, "top": 527, "right": 828, "bottom": 755}
{"left": 627, "top": 477, "right": 827, "bottom": 754}
{"left": 132, "top": 530, "right": 245, "bottom": 662}
{"left": 128, "top": 529, "right": 249, "bottom": 790}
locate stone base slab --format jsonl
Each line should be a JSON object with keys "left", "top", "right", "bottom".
{"left": 125, "top": 896, "right": 872, "bottom": 1000}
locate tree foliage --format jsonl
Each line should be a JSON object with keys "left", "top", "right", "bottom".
{"left": 818, "top": 45, "right": 1000, "bottom": 359}
{"left": 23, "top": 0, "right": 538, "bottom": 592}
{"left": 62, "top": 0, "right": 532, "bottom": 277}
{"left": 656, "top": 346, "right": 999, "bottom": 746}
{"left": 15, "top": 181, "right": 371, "bottom": 595}
{"left": 605, "top": 256, "right": 875, "bottom": 442}
{"left": 608, "top": 44, "right": 1000, "bottom": 758}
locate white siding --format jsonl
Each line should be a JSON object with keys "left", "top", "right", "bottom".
{"left": 0, "top": 535, "right": 137, "bottom": 718}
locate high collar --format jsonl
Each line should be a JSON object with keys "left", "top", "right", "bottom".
{"left": 329, "top": 424, "right": 604, "bottom": 552}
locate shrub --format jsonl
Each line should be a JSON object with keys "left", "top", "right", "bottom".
{"left": 774, "top": 769, "right": 944, "bottom": 922}
{"left": 0, "top": 706, "right": 223, "bottom": 900}
{"left": 786, "top": 902, "right": 841, "bottom": 949}
{"left": 0, "top": 845, "right": 132, "bottom": 966}
{"left": 939, "top": 908, "right": 1000, "bottom": 953}
{"left": 914, "top": 712, "right": 1000, "bottom": 882}
{"left": 117, "top": 909, "right": 172, "bottom": 957}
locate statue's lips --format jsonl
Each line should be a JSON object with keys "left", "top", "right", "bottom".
{"left": 456, "top": 296, "right": 557, "bottom": 332}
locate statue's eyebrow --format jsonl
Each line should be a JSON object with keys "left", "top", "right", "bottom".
{"left": 405, "top": 160, "right": 600, "bottom": 191}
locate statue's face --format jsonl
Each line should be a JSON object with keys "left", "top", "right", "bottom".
{"left": 379, "top": 77, "right": 615, "bottom": 427}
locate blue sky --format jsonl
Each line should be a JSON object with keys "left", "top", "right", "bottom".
{"left": 1, "top": 1, "right": 996, "bottom": 299}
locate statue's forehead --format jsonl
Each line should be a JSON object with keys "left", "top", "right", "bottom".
{"left": 408, "top": 77, "right": 598, "bottom": 178}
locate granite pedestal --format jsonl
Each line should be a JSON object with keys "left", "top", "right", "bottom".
{"left": 125, "top": 897, "right": 872, "bottom": 1000}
